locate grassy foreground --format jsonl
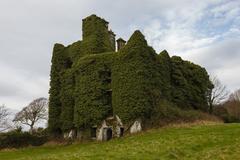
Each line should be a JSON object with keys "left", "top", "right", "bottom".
{"left": 1, "top": 123, "right": 240, "bottom": 160}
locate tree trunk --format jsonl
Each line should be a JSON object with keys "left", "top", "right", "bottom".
{"left": 29, "top": 123, "right": 34, "bottom": 134}
{"left": 209, "top": 103, "right": 213, "bottom": 114}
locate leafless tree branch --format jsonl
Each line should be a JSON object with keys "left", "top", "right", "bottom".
{"left": 229, "top": 89, "right": 240, "bottom": 102}
{"left": 207, "top": 76, "right": 229, "bottom": 114}
{"left": 0, "top": 104, "right": 12, "bottom": 132}
{"left": 13, "top": 98, "right": 48, "bottom": 133}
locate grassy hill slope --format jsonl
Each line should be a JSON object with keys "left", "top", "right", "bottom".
{"left": 1, "top": 123, "right": 240, "bottom": 160}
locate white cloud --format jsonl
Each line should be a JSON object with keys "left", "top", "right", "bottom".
{"left": 182, "top": 37, "right": 240, "bottom": 91}
{"left": 0, "top": 62, "right": 49, "bottom": 110}
{"left": 139, "top": 0, "right": 240, "bottom": 92}
{"left": 142, "top": 0, "right": 240, "bottom": 53}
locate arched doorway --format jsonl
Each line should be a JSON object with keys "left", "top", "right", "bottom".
{"left": 103, "top": 127, "right": 112, "bottom": 141}
{"left": 120, "top": 127, "right": 124, "bottom": 137}
{"left": 106, "top": 128, "right": 112, "bottom": 140}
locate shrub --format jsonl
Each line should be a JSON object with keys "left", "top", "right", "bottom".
{"left": 224, "top": 101, "right": 240, "bottom": 122}
{"left": 0, "top": 130, "right": 48, "bottom": 149}
{"left": 214, "top": 101, "right": 240, "bottom": 123}
{"left": 146, "top": 100, "right": 212, "bottom": 128}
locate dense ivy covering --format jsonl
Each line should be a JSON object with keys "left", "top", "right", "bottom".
{"left": 112, "top": 31, "right": 161, "bottom": 123}
{"left": 48, "top": 44, "right": 65, "bottom": 134}
{"left": 170, "top": 56, "right": 212, "bottom": 110}
{"left": 82, "top": 15, "right": 115, "bottom": 54}
{"left": 73, "top": 53, "right": 114, "bottom": 128}
{"left": 157, "top": 50, "right": 172, "bottom": 100}
{"left": 48, "top": 15, "right": 212, "bottom": 135}
{"left": 60, "top": 69, "right": 74, "bottom": 131}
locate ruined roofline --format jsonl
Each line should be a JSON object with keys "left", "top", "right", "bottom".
{"left": 82, "top": 14, "right": 109, "bottom": 24}
{"left": 117, "top": 38, "right": 126, "bottom": 43}
{"left": 109, "top": 30, "right": 116, "bottom": 36}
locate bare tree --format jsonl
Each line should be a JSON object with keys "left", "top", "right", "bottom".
{"left": 13, "top": 98, "right": 48, "bottom": 133}
{"left": 224, "top": 100, "right": 240, "bottom": 120}
{"left": 229, "top": 89, "right": 240, "bottom": 102}
{"left": 0, "top": 104, "right": 12, "bottom": 132}
{"left": 207, "top": 76, "right": 229, "bottom": 114}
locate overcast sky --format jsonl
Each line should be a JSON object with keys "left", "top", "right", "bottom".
{"left": 0, "top": 0, "right": 239, "bottom": 110}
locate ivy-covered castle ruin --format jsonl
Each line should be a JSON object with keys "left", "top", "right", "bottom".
{"left": 48, "top": 14, "right": 212, "bottom": 140}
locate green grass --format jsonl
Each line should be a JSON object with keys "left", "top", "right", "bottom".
{"left": 1, "top": 123, "right": 240, "bottom": 160}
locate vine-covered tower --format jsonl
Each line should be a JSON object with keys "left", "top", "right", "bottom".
{"left": 48, "top": 15, "right": 212, "bottom": 140}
